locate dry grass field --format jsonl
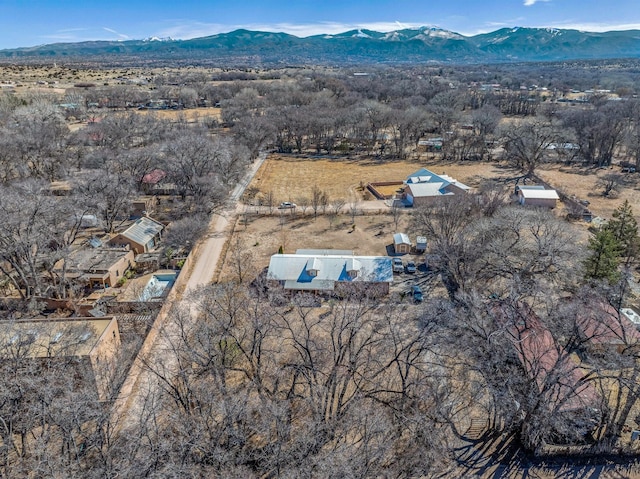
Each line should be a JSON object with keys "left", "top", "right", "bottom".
{"left": 134, "top": 106, "right": 222, "bottom": 122}
{"left": 536, "top": 164, "right": 640, "bottom": 221}
{"left": 250, "top": 155, "right": 640, "bottom": 226}
{"left": 249, "top": 155, "right": 508, "bottom": 203}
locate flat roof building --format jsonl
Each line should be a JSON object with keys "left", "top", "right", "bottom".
{"left": 0, "top": 317, "right": 121, "bottom": 400}
{"left": 54, "top": 247, "right": 135, "bottom": 289}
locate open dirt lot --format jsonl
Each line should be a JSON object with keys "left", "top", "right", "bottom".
{"left": 218, "top": 212, "right": 413, "bottom": 282}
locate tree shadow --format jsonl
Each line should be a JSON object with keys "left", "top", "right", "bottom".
{"left": 454, "top": 431, "right": 640, "bottom": 478}
{"left": 454, "top": 432, "right": 519, "bottom": 477}
{"left": 290, "top": 219, "right": 314, "bottom": 230}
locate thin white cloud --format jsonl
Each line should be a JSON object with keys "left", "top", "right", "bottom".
{"left": 55, "top": 28, "right": 90, "bottom": 33}
{"left": 40, "top": 28, "right": 92, "bottom": 44}
{"left": 464, "top": 17, "right": 640, "bottom": 35}
{"left": 482, "top": 18, "right": 525, "bottom": 28}
{"left": 524, "top": 0, "right": 551, "bottom": 5}
{"left": 548, "top": 21, "right": 640, "bottom": 32}
{"left": 103, "top": 27, "right": 130, "bottom": 40}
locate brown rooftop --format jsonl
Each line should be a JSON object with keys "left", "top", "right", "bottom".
{"left": 0, "top": 317, "right": 115, "bottom": 358}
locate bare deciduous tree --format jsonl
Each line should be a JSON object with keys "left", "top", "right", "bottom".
{"left": 500, "top": 118, "right": 556, "bottom": 176}
{"left": 596, "top": 173, "right": 625, "bottom": 197}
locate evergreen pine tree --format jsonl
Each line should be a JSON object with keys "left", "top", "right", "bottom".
{"left": 605, "top": 199, "right": 639, "bottom": 266}
{"left": 584, "top": 228, "right": 621, "bottom": 282}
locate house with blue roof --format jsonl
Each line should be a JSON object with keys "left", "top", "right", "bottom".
{"left": 403, "top": 168, "right": 470, "bottom": 207}
{"left": 267, "top": 249, "right": 393, "bottom": 295}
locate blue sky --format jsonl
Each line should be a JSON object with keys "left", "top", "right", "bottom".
{"left": 1, "top": 0, "right": 639, "bottom": 49}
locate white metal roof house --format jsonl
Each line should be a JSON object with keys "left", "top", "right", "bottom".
{"left": 514, "top": 185, "right": 546, "bottom": 193}
{"left": 267, "top": 249, "right": 393, "bottom": 295}
{"left": 403, "top": 168, "right": 470, "bottom": 207}
{"left": 516, "top": 186, "right": 560, "bottom": 208}
{"left": 108, "top": 216, "right": 165, "bottom": 254}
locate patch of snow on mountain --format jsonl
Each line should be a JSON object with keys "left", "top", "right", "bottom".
{"left": 383, "top": 31, "right": 403, "bottom": 41}
{"left": 489, "top": 36, "right": 509, "bottom": 44}
{"left": 424, "top": 28, "right": 462, "bottom": 39}
{"left": 144, "top": 37, "right": 173, "bottom": 42}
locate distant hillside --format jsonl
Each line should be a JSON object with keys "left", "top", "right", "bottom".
{"left": 1, "top": 26, "right": 640, "bottom": 65}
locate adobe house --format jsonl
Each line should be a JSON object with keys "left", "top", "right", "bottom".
{"left": 403, "top": 168, "right": 470, "bottom": 207}
{"left": 493, "top": 302, "right": 601, "bottom": 441}
{"left": 417, "top": 137, "right": 443, "bottom": 152}
{"left": 109, "top": 217, "right": 165, "bottom": 255}
{"left": 49, "top": 180, "right": 72, "bottom": 196}
{"left": 576, "top": 303, "right": 640, "bottom": 355}
{"left": 393, "top": 233, "right": 412, "bottom": 254}
{"left": 0, "top": 317, "right": 121, "bottom": 401}
{"left": 267, "top": 249, "right": 393, "bottom": 295}
{"left": 54, "top": 247, "right": 135, "bottom": 289}
{"left": 515, "top": 185, "right": 560, "bottom": 208}
{"left": 141, "top": 169, "right": 166, "bottom": 194}
{"left": 131, "top": 196, "right": 156, "bottom": 218}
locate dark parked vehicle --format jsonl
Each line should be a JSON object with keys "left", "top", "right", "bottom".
{"left": 411, "top": 285, "right": 423, "bottom": 303}
{"left": 405, "top": 261, "right": 417, "bottom": 273}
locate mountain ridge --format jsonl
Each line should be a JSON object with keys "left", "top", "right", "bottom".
{"left": 1, "top": 26, "right": 640, "bottom": 65}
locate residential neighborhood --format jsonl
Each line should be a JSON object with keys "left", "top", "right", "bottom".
{"left": 3, "top": 57, "right": 640, "bottom": 478}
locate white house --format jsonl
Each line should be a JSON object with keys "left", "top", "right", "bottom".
{"left": 267, "top": 249, "right": 393, "bottom": 295}
{"left": 516, "top": 185, "right": 560, "bottom": 208}
{"left": 403, "top": 168, "right": 470, "bottom": 207}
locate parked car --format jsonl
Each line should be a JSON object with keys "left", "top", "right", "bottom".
{"left": 405, "top": 261, "right": 417, "bottom": 274}
{"left": 392, "top": 257, "right": 404, "bottom": 273}
{"left": 411, "top": 285, "right": 423, "bottom": 303}
{"left": 278, "top": 202, "right": 297, "bottom": 209}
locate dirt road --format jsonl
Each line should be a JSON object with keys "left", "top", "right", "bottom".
{"left": 112, "top": 153, "right": 266, "bottom": 427}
